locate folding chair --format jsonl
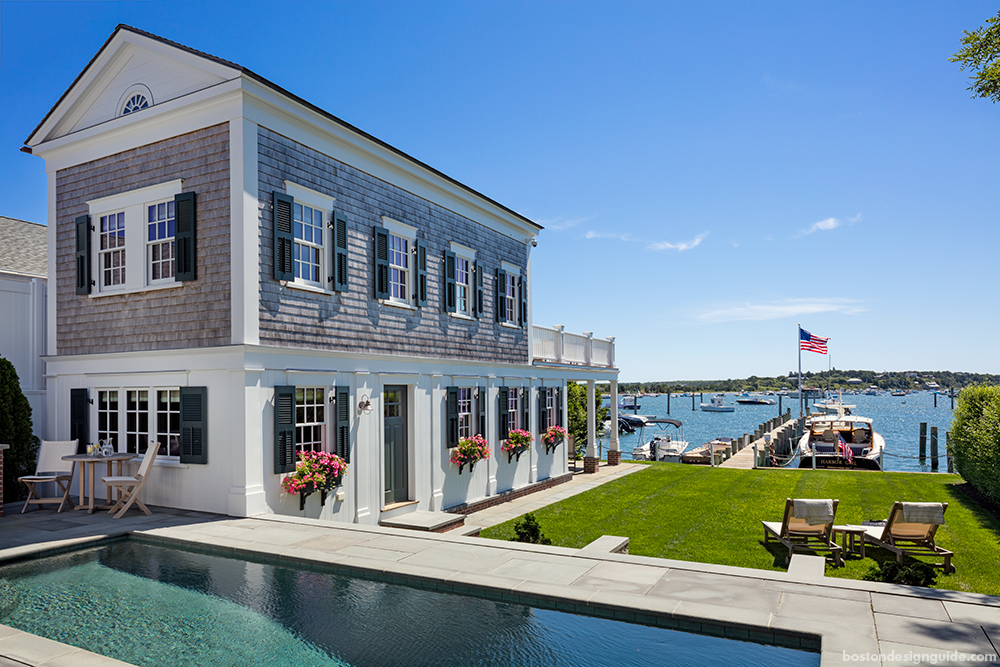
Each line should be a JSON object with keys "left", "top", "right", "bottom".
{"left": 102, "top": 441, "right": 159, "bottom": 519}
{"left": 18, "top": 440, "right": 78, "bottom": 513}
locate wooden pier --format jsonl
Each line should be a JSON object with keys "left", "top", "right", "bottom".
{"left": 720, "top": 411, "right": 802, "bottom": 469}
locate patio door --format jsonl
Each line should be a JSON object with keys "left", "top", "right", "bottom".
{"left": 384, "top": 385, "right": 408, "bottom": 505}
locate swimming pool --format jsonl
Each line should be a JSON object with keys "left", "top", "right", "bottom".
{"left": 0, "top": 541, "right": 819, "bottom": 666}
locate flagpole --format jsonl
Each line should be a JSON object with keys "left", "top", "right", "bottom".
{"left": 798, "top": 324, "right": 803, "bottom": 418}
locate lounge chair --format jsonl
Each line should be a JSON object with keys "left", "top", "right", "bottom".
{"left": 861, "top": 502, "right": 953, "bottom": 573}
{"left": 18, "top": 440, "right": 78, "bottom": 513}
{"left": 762, "top": 498, "right": 843, "bottom": 567}
{"left": 102, "top": 441, "right": 158, "bottom": 519}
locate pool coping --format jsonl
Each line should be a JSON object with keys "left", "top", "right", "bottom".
{"left": 2, "top": 512, "right": 999, "bottom": 666}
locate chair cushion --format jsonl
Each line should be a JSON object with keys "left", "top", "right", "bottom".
{"left": 102, "top": 476, "right": 139, "bottom": 484}
{"left": 19, "top": 474, "right": 72, "bottom": 482}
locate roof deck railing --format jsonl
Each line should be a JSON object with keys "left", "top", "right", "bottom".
{"left": 532, "top": 325, "right": 615, "bottom": 368}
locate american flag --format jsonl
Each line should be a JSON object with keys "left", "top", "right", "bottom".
{"left": 800, "top": 328, "right": 829, "bottom": 354}
{"left": 838, "top": 433, "right": 854, "bottom": 464}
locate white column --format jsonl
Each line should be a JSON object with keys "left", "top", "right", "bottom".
{"left": 586, "top": 380, "right": 597, "bottom": 458}
{"left": 230, "top": 117, "right": 260, "bottom": 346}
{"left": 610, "top": 379, "right": 619, "bottom": 452}
{"left": 486, "top": 376, "right": 498, "bottom": 496}
{"left": 354, "top": 371, "right": 374, "bottom": 524}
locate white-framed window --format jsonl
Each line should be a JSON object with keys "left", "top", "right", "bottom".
{"left": 457, "top": 387, "right": 473, "bottom": 440}
{"left": 546, "top": 388, "right": 557, "bottom": 428}
{"left": 294, "top": 202, "right": 325, "bottom": 286}
{"left": 87, "top": 180, "right": 183, "bottom": 294}
{"left": 295, "top": 387, "right": 326, "bottom": 454}
{"left": 508, "top": 388, "right": 521, "bottom": 431}
{"left": 505, "top": 272, "right": 517, "bottom": 323}
{"left": 456, "top": 256, "right": 470, "bottom": 315}
{"left": 99, "top": 212, "right": 126, "bottom": 288}
{"left": 126, "top": 390, "right": 150, "bottom": 454}
{"left": 156, "top": 389, "right": 181, "bottom": 457}
{"left": 118, "top": 84, "right": 153, "bottom": 117}
{"left": 147, "top": 200, "right": 175, "bottom": 283}
{"left": 389, "top": 232, "right": 409, "bottom": 303}
{"left": 98, "top": 390, "right": 119, "bottom": 449}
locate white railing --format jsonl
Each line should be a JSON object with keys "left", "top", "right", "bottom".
{"left": 532, "top": 325, "right": 615, "bottom": 368}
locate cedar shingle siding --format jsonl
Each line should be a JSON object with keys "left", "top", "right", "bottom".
{"left": 258, "top": 127, "right": 528, "bottom": 364}
{"left": 55, "top": 124, "right": 231, "bottom": 355}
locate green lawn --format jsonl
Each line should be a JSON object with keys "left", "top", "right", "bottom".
{"left": 480, "top": 464, "right": 1000, "bottom": 596}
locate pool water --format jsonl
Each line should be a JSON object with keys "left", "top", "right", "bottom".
{"left": 0, "top": 541, "right": 818, "bottom": 667}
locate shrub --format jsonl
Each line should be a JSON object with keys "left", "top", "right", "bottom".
{"left": 0, "top": 357, "right": 39, "bottom": 503}
{"left": 511, "top": 513, "right": 551, "bottom": 545}
{"left": 863, "top": 561, "right": 937, "bottom": 587}
{"left": 950, "top": 384, "right": 1000, "bottom": 505}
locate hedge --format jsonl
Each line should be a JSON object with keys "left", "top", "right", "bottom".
{"left": 951, "top": 384, "right": 1000, "bottom": 505}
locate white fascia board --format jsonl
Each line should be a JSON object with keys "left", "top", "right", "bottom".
{"left": 239, "top": 78, "right": 539, "bottom": 245}
{"left": 28, "top": 30, "right": 239, "bottom": 147}
{"left": 31, "top": 79, "right": 244, "bottom": 172}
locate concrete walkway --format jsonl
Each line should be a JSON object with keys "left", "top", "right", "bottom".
{"left": 1, "top": 481, "right": 999, "bottom": 667}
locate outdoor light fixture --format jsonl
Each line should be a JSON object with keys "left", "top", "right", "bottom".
{"left": 358, "top": 395, "right": 373, "bottom": 416}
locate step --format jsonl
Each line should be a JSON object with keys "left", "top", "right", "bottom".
{"left": 380, "top": 510, "right": 466, "bottom": 533}
{"left": 787, "top": 554, "right": 827, "bottom": 580}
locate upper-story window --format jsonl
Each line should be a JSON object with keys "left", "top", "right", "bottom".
{"left": 294, "top": 202, "right": 325, "bottom": 286}
{"left": 147, "top": 201, "right": 175, "bottom": 283}
{"left": 388, "top": 233, "right": 409, "bottom": 303}
{"left": 504, "top": 273, "right": 517, "bottom": 322}
{"left": 81, "top": 180, "right": 195, "bottom": 296}
{"left": 117, "top": 84, "right": 153, "bottom": 118}
{"left": 375, "top": 217, "right": 424, "bottom": 308}
{"left": 122, "top": 94, "right": 149, "bottom": 115}
{"left": 456, "top": 256, "right": 470, "bottom": 314}
{"left": 272, "top": 183, "right": 342, "bottom": 293}
{"left": 497, "top": 260, "right": 527, "bottom": 328}
{"left": 445, "top": 243, "right": 479, "bottom": 318}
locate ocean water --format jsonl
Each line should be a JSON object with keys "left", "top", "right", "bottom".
{"left": 604, "top": 391, "right": 956, "bottom": 472}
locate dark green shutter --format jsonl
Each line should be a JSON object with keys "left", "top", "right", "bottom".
{"left": 336, "top": 386, "right": 350, "bottom": 462}
{"left": 274, "top": 385, "right": 296, "bottom": 474}
{"left": 498, "top": 386, "right": 509, "bottom": 440}
{"left": 415, "top": 240, "right": 428, "bottom": 307}
{"left": 444, "top": 251, "right": 456, "bottom": 313}
{"left": 519, "top": 275, "right": 527, "bottom": 327}
{"left": 75, "top": 215, "right": 91, "bottom": 295}
{"left": 332, "top": 210, "right": 349, "bottom": 292}
{"left": 555, "top": 387, "right": 563, "bottom": 428}
{"left": 70, "top": 388, "right": 89, "bottom": 453}
{"left": 374, "top": 226, "right": 389, "bottom": 299}
{"left": 476, "top": 387, "right": 486, "bottom": 437}
{"left": 496, "top": 269, "right": 507, "bottom": 322}
{"left": 538, "top": 389, "right": 548, "bottom": 436}
{"left": 273, "top": 192, "right": 294, "bottom": 281}
{"left": 446, "top": 386, "right": 459, "bottom": 447}
{"left": 174, "top": 192, "right": 197, "bottom": 281}
{"left": 179, "top": 386, "right": 207, "bottom": 464}
{"left": 474, "top": 260, "right": 484, "bottom": 319}
{"left": 522, "top": 388, "right": 530, "bottom": 436}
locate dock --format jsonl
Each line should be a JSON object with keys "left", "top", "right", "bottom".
{"left": 719, "top": 411, "right": 803, "bottom": 469}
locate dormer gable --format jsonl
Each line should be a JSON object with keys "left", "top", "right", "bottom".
{"left": 26, "top": 25, "right": 238, "bottom": 146}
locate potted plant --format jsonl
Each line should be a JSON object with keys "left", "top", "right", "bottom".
{"left": 450, "top": 434, "right": 489, "bottom": 474}
{"left": 502, "top": 428, "right": 533, "bottom": 463}
{"left": 281, "top": 450, "right": 348, "bottom": 510}
{"left": 543, "top": 425, "right": 567, "bottom": 454}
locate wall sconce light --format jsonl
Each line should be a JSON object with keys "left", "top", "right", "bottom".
{"left": 358, "top": 395, "right": 373, "bottom": 416}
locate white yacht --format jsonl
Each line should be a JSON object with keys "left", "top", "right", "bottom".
{"left": 797, "top": 412, "right": 884, "bottom": 470}
{"left": 700, "top": 394, "right": 735, "bottom": 412}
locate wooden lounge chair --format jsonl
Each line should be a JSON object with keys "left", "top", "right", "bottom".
{"left": 762, "top": 498, "right": 843, "bottom": 567}
{"left": 18, "top": 440, "right": 78, "bottom": 513}
{"left": 862, "top": 502, "right": 954, "bottom": 573}
{"left": 102, "top": 441, "right": 158, "bottom": 519}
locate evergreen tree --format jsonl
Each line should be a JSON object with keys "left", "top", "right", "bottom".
{"left": 567, "top": 382, "right": 609, "bottom": 458}
{"left": 0, "top": 357, "right": 39, "bottom": 502}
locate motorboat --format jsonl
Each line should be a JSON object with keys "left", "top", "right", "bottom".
{"left": 631, "top": 418, "right": 688, "bottom": 462}
{"left": 735, "top": 392, "right": 776, "bottom": 405}
{"left": 797, "top": 413, "right": 884, "bottom": 470}
{"left": 680, "top": 438, "right": 737, "bottom": 465}
{"left": 619, "top": 396, "right": 641, "bottom": 411}
{"left": 890, "top": 390, "right": 907, "bottom": 397}
{"left": 700, "top": 394, "right": 735, "bottom": 412}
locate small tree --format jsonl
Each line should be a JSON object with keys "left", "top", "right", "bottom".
{"left": 511, "top": 513, "right": 551, "bottom": 545}
{"left": 567, "top": 382, "right": 609, "bottom": 459}
{"left": 950, "top": 10, "right": 1000, "bottom": 104}
{"left": 0, "top": 357, "right": 40, "bottom": 503}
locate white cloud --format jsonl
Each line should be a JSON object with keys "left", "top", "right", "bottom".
{"left": 584, "top": 230, "right": 635, "bottom": 242}
{"left": 539, "top": 215, "right": 592, "bottom": 231}
{"left": 695, "top": 298, "right": 866, "bottom": 324}
{"left": 647, "top": 232, "right": 708, "bottom": 252}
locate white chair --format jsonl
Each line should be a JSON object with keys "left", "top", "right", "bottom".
{"left": 102, "top": 441, "right": 159, "bottom": 519}
{"left": 18, "top": 440, "right": 78, "bottom": 513}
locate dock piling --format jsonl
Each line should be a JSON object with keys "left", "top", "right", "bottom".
{"left": 919, "top": 423, "right": 927, "bottom": 464}
{"left": 667, "top": 391, "right": 670, "bottom": 415}
{"left": 930, "top": 426, "right": 939, "bottom": 471}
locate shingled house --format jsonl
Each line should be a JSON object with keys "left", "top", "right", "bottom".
{"left": 24, "top": 25, "right": 621, "bottom": 523}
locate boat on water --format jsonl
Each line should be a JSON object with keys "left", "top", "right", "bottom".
{"left": 735, "top": 392, "right": 776, "bottom": 405}
{"left": 619, "top": 396, "right": 641, "bottom": 411}
{"left": 681, "top": 438, "right": 737, "bottom": 465}
{"left": 890, "top": 390, "right": 907, "bottom": 397}
{"left": 700, "top": 394, "right": 735, "bottom": 412}
{"left": 797, "top": 410, "right": 884, "bottom": 470}
{"left": 631, "top": 418, "right": 689, "bottom": 462}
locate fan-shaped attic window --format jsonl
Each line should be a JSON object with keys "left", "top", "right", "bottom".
{"left": 117, "top": 84, "right": 153, "bottom": 118}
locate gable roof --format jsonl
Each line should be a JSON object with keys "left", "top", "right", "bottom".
{"left": 27, "top": 24, "right": 542, "bottom": 232}
{"left": 0, "top": 216, "right": 47, "bottom": 277}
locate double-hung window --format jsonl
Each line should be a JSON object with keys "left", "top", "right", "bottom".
{"left": 388, "top": 233, "right": 409, "bottom": 303}
{"left": 82, "top": 180, "right": 195, "bottom": 295}
{"left": 445, "top": 243, "right": 479, "bottom": 318}
{"left": 456, "top": 256, "right": 469, "bottom": 315}
{"left": 374, "top": 217, "right": 423, "bottom": 307}
{"left": 294, "top": 203, "right": 325, "bottom": 286}
{"left": 274, "top": 385, "right": 350, "bottom": 473}
{"left": 457, "top": 388, "right": 473, "bottom": 440}
{"left": 273, "top": 182, "right": 338, "bottom": 292}
{"left": 496, "top": 261, "right": 526, "bottom": 326}
{"left": 508, "top": 388, "right": 521, "bottom": 431}
{"left": 546, "top": 388, "right": 557, "bottom": 428}
{"left": 295, "top": 387, "right": 326, "bottom": 454}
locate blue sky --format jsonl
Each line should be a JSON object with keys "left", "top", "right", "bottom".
{"left": 2, "top": 1, "right": 997, "bottom": 381}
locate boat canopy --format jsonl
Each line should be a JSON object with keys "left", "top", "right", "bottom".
{"left": 646, "top": 418, "right": 683, "bottom": 428}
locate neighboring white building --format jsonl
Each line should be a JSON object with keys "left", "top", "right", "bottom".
{"left": 0, "top": 216, "right": 47, "bottom": 439}
{"left": 24, "top": 25, "right": 620, "bottom": 523}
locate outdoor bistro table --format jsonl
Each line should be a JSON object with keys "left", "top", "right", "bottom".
{"left": 832, "top": 524, "right": 870, "bottom": 559}
{"left": 61, "top": 452, "right": 136, "bottom": 514}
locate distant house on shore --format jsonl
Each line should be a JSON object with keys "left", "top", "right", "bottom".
{"left": 0, "top": 216, "right": 47, "bottom": 439}
{"left": 846, "top": 378, "right": 863, "bottom": 385}
{"left": 924, "top": 382, "right": 940, "bottom": 391}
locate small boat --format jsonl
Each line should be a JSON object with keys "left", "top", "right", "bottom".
{"left": 700, "top": 394, "right": 735, "bottom": 412}
{"left": 680, "top": 438, "right": 737, "bottom": 465}
{"left": 631, "top": 418, "right": 688, "bottom": 462}
{"left": 890, "top": 390, "right": 907, "bottom": 397}
{"left": 619, "top": 396, "right": 641, "bottom": 411}
{"left": 735, "top": 392, "right": 776, "bottom": 405}
{"left": 797, "top": 412, "right": 884, "bottom": 470}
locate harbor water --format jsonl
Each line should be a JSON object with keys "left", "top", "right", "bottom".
{"left": 603, "top": 391, "right": 956, "bottom": 473}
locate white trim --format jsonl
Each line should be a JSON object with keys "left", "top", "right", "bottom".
{"left": 380, "top": 216, "right": 417, "bottom": 240}
{"left": 88, "top": 281, "right": 183, "bottom": 298}
{"left": 86, "top": 179, "right": 183, "bottom": 210}
{"left": 501, "top": 322, "right": 520, "bottom": 330}
{"left": 285, "top": 181, "right": 336, "bottom": 211}
{"left": 501, "top": 260, "right": 520, "bottom": 275}
{"left": 46, "top": 171, "right": 57, "bottom": 357}
{"left": 449, "top": 242, "right": 476, "bottom": 260}
{"left": 448, "top": 312, "right": 474, "bottom": 322}
{"left": 231, "top": 117, "right": 260, "bottom": 345}
{"left": 379, "top": 299, "right": 415, "bottom": 311}
{"left": 116, "top": 83, "right": 153, "bottom": 118}
{"left": 286, "top": 281, "right": 333, "bottom": 296}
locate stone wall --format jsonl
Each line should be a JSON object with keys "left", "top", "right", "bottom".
{"left": 55, "top": 124, "right": 231, "bottom": 355}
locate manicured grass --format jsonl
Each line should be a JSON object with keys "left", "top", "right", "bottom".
{"left": 480, "top": 464, "right": 1000, "bottom": 596}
